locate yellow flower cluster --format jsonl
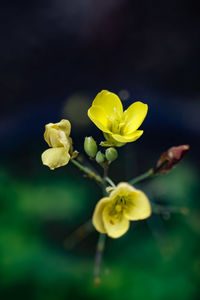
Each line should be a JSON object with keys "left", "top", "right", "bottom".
{"left": 41, "top": 91, "right": 151, "bottom": 238}
{"left": 88, "top": 90, "right": 148, "bottom": 146}
{"left": 92, "top": 182, "right": 151, "bottom": 238}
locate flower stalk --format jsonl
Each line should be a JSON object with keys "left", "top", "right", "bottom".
{"left": 129, "top": 168, "right": 154, "bottom": 185}
{"left": 70, "top": 158, "right": 103, "bottom": 183}
{"left": 104, "top": 176, "right": 116, "bottom": 187}
{"left": 94, "top": 233, "right": 106, "bottom": 285}
{"left": 152, "top": 203, "right": 189, "bottom": 216}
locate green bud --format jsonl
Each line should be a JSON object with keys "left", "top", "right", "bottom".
{"left": 84, "top": 136, "right": 97, "bottom": 158}
{"left": 96, "top": 151, "right": 105, "bottom": 164}
{"left": 105, "top": 147, "right": 118, "bottom": 162}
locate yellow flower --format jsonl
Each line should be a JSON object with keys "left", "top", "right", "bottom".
{"left": 92, "top": 182, "right": 151, "bottom": 238}
{"left": 41, "top": 119, "right": 72, "bottom": 170}
{"left": 88, "top": 90, "right": 148, "bottom": 146}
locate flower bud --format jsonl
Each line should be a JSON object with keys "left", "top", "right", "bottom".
{"left": 95, "top": 151, "right": 105, "bottom": 164}
{"left": 84, "top": 136, "right": 97, "bottom": 158}
{"left": 105, "top": 147, "right": 118, "bottom": 162}
{"left": 71, "top": 150, "right": 79, "bottom": 159}
{"left": 154, "top": 145, "right": 190, "bottom": 174}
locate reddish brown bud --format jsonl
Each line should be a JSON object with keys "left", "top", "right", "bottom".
{"left": 154, "top": 145, "right": 190, "bottom": 174}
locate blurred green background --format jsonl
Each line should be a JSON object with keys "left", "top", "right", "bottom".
{"left": 0, "top": 135, "right": 199, "bottom": 300}
{"left": 1, "top": 0, "right": 200, "bottom": 299}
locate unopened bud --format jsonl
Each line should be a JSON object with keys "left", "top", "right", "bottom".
{"left": 105, "top": 147, "right": 118, "bottom": 162}
{"left": 71, "top": 150, "right": 79, "bottom": 159}
{"left": 84, "top": 136, "right": 97, "bottom": 158}
{"left": 154, "top": 145, "right": 190, "bottom": 174}
{"left": 96, "top": 151, "right": 105, "bottom": 164}
{"left": 106, "top": 186, "right": 115, "bottom": 194}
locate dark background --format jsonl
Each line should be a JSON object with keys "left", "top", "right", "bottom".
{"left": 0, "top": 1, "right": 200, "bottom": 299}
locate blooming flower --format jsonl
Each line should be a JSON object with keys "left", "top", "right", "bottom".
{"left": 88, "top": 90, "right": 148, "bottom": 146}
{"left": 92, "top": 182, "right": 151, "bottom": 238}
{"left": 41, "top": 119, "right": 72, "bottom": 170}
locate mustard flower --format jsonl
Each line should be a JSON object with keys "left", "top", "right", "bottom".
{"left": 88, "top": 90, "right": 148, "bottom": 147}
{"left": 41, "top": 119, "right": 72, "bottom": 170}
{"left": 92, "top": 182, "right": 151, "bottom": 238}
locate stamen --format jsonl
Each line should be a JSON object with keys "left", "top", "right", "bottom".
{"left": 115, "top": 204, "right": 122, "bottom": 212}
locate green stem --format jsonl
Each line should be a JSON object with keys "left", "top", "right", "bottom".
{"left": 94, "top": 233, "right": 106, "bottom": 285}
{"left": 104, "top": 177, "right": 116, "bottom": 187}
{"left": 129, "top": 168, "right": 154, "bottom": 185}
{"left": 64, "top": 220, "right": 93, "bottom": 249}
{"left": 152, "top": 203, "right": 189, "bottom": 215}
{"left": 103, "top": 161, "right": 109, "bottom": 178}
{"left": 70, "top": 158, "right": 103, "bottom": 183}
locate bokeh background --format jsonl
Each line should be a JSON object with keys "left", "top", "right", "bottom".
{"left": 0, "top": 1, "right": 200, "bottom": 299}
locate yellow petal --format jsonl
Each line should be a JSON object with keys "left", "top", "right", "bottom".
{"left": 123, "top": 102, "right": 148, "bottom": 134}
{"left": 58, "top": 132, "right": 71, "bottom": 149}
{"left": 124, "top": 188, "right": 151, "bottom": 221}
{"left": 111, "top": 130, "right": 143, "bottom": 143}
{"left": 101, "top": 133, "right": 125, "bottom": 147}
{"left": 92, "top": 197, "right": 110, "bottom": 233}
{"left": 91, "top": 90, "right": 123, "bottom": 119}
{"left": 41, "top": 147, "right": 70, "bottom": 170}
{"left": 44, "top": 126, "right": 61, "bottom": 147}
{"left": 44, "top": 122, "right": 71, "bottom": 149}
{"left": 102, "top": 204, "right": 130, "bottom": 238}
{"left": 88, "top": 105, "right": 111, "bottom": 133}
{"left": 56, "top": 119, "right": 71, "bottom": 137}
{"left": 109, "top": 182, "right": 135, "bottom": 198}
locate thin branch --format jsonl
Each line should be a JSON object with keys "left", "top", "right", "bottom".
{"left": 64, "top": 220, "right": 93, "bottom": 249}
{"left": 152, "top": 203, "right": 189, "bottom": 216}
{"left": 70, "top": 158, "right": 103, "bottom": 184}
{"left": 103, "top": 161, "right": 109, "bottom": 178}
{"left": 94, "top": 233, "right": 106, "bottom": 285}
{"left": 104, "top": 177, "right": 116, "bottom": 187}
{"left": 129, "top": 168, "right": 154, "bottom": 185}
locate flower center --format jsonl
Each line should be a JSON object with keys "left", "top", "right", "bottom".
{"left": 107, "top": 196, "right": 130, "bottom": 225}
{"left": 112, "top": 120, "right": 125, "bottom": 134}
{"left": 115, "top": 204, "right": 122, "bottom": 212}
{"left": 105, "top": 108, "right": 126, "bottom": 135}
{"left": 111, "top": 196, "right": 128, "bottom": 216}
{"left": 107, "top": 117, "right": 125, "bottom": 134}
